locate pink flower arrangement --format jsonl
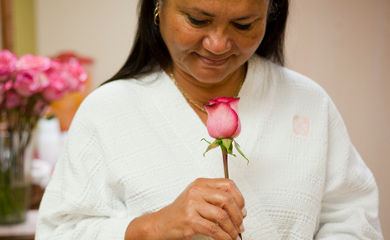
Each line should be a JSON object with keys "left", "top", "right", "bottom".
{"left": 0, "top": 49, "right": 88, "bottom": 224}
{"left": 0, "top": 49, "right": 88, "bottom": 132}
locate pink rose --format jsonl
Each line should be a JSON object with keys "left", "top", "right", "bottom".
{"left": 204, "top": 97, "right": 241, "bottom": 139}
{"left": 4, "top": 80, "right": 14, "bottom": 91}
{"left": 0, "top": 49, "right": 18, "bottom": 82}
{"left": 41, "top": 60, "right": 67, "bottom": 101}
{"left": 61, "top": 59, "right": 88, "bottom": 92}
{"left": 44, "top": 59, "right": 62, "bottom": 75}
{"left": 44, "top": 60, "right": 65, "bottom": 85}
{"left": 41, "top": 76, "right": 66, "bottom": 102}
{"left": 16, "top": 54, "right": 51, "bottom": 72}
{"left": 4, "top": 80, "right": 13, "bottom": 91}
{"left": 4, "top": 90, "right": 21, "bottom": 108}
{"left": 14, "top": 70, "right": 42, "bottom": 97}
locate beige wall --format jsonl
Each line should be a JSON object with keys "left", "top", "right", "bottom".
{"left": 285, "top": 1, "right": 390, "bottom": 238}
{"left": 35, "top": 0, "right": 389, "bottom": 237}
{"left": 35, "top": 0, "right": 138, "bottom": 89}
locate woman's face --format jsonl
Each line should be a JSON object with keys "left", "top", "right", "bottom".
{"left": 159, "top": 0, "right": 269, "bottom": 84}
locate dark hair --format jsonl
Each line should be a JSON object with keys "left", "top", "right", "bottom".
{"left": 106, "top": 0, "right": 289, "bottom": 83}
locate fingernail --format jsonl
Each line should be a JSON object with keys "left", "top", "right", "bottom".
{"left": 242, "top": 207, "right": 247, "bottom": 217}
{"left": 239, "top": 223, "right": 245, "bottom": 233}
{"left": 236, "top": 236, "right": 241, "bottom": 240}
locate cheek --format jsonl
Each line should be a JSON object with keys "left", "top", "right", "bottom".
{"left": 176, "top": 28, "right": 202, "bottom": 49}
{"left": 234, "top": 24, "right": 266, "bottom": 54}
{"left": 162, "top": 18, "right": 203, "bottom": 54}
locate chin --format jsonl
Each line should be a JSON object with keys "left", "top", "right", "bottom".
{"left": 193, "top": 72, "right": 228, "bottom": 84}
{"left": 190, "top": 67, "right": 230, "bottom": 83}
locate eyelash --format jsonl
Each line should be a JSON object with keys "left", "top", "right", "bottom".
{"left": 233, "top": 22, "right": 253, "bottom": 31}
{"left": 187, "top": 16, "right": 209, "bottom": 26}
{"left": 187, "top": 15, "right": 253, "bottom": 31}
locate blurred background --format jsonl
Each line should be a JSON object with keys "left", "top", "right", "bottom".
{"left": 1, "top": 0, "right": 388, "bottom": 238}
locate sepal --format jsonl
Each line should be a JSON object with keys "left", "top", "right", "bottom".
{"left": 202, "top": 137, "right": 248, "bottom": 164}
{"left": 233, "top": 140, "right": 249, "bottom": 164}
{"left": 202, "top": 138, "right": 220, "bottom": 156}
{"left": 221, "top": 138, "right": 233, "bottom": 155}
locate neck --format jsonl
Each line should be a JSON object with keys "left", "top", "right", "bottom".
{"left": 170, "top": 64, "right": 246, "bottom": 109}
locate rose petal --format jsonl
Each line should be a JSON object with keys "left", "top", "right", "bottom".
{"left": 231, "top": 122, "right": 241, "bottom": 138}
{"left": 205, "top": 102, "right": 239, "bottom": 139}
{"left": 14, "top": 70, "right": 41, "bottom": 97}
{"left": 17, "top": 54, "right": 51, "bottom": 72}
{"left": 227, "top": 97, "right": 239, "bottom": 113}
{"left": 209, "top": 97, "right": 236, "bottom": 104}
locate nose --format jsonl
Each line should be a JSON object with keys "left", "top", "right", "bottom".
{"left": 202, "top": 28, "right": 232, "bottom": 55}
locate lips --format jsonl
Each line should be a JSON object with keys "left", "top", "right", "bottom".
{"left": 197, "top": 54, "right": 229, "bottom": 66}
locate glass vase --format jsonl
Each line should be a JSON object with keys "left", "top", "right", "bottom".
{"left": 0, "top": 129, "right": 33, "bottom": 224}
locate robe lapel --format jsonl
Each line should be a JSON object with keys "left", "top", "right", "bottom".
{"left": 145, "top": 71, "right": 224, "bottom": 178}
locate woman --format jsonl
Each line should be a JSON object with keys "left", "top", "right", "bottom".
{"left": 36, "top": 0, "right": 383, "bottom": 239}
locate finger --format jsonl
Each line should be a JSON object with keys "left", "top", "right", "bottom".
{"left": 191, "top": 215, "right": 234, "bottom": 240}
{"left": 197, "top": 201, "right": 240, "bottom": 239}
{"left": 195, "top": 178, "right": 245, "bottom": 211}
{"left": 189, "top": 178, "right": 246, "bottom": 228}
{"left": 200, "top": 187, "right": 244, "bottom": 234}
{"left": 217, "top": 179, "right": 245, "bottom": 211}
{"left": 199, "top": 178, "right": 246, "bottom": 217}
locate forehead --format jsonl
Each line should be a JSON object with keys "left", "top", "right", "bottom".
{"left": 164, "top": 0, "right": 269, "bottom": 14}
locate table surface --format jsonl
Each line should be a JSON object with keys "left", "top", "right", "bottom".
{"left": 0, "top": 210, "right": 38, "bottom": 240}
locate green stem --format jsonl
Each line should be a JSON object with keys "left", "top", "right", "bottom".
{"left": 222, "top": 147, "right": 242, "bottom": 239}
{"left": 222, "top": 148, "right": 229, "bottom": 179}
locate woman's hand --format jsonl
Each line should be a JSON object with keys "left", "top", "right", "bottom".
{"left": 125, "top": 178, "right": 246, "bottom": 240}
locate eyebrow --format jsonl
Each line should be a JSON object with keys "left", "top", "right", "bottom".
{"left": 193, "top": 8, "right": 215, "bottom": 17}
{"left": 193, "top": 7, "right": 259, "bottom": 21}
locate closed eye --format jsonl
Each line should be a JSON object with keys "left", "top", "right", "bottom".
{"left": 187, "top": 15, "right": 209, "bottom": 27}
{"left": 233, "top": 22, "right": 254, "bottom": 31}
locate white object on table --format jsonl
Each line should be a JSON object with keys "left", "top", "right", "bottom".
{"left": 37, "top": 118, "right": 62, "bottom": 168}
{"left": 31, "top": 159, "right": 52, "bottom": 188}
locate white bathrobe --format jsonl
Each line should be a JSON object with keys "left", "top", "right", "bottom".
{"left": 36, "top": 55, "right": 383, "bottom": 239}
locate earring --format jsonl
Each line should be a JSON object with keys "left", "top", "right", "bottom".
{"left": 154, "top": 3, "right": 160, "bottom": 26}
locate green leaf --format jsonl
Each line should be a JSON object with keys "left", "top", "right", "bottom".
{"left": 233, "top": 140, "right": 249, "bottom": 164}
{"left": 203, "top": 139, "right": 220, "bottom": 156}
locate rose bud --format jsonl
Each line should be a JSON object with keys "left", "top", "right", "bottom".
{"left": 204, "top": 97, "right": 241, "bottom": 139}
